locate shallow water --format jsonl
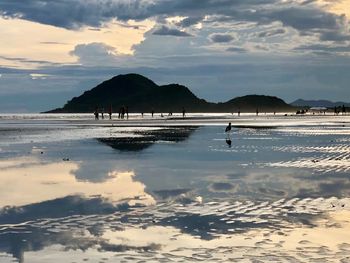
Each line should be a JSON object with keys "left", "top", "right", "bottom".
{"left": 0, "top": 114, "right": 350, "bottom": 262}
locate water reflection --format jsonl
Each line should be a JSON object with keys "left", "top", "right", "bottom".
{"left": 98, "top": 126, "right": 198, "bottom": 152}
{"left": 1, "top": 123, "right": 350, "bottom": 262}
{"left": 0, "top": 156, "right": 154, "bottom": 208}
{"left": 1, "top": 197, "right": 349, "bottom": 262}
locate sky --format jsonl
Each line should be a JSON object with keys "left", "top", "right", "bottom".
{"left": 0, "top": 0, "right": 349, "bottom": 112}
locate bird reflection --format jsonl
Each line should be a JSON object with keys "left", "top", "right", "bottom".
{"left": 225, "top": 122, "right": 232, "bottom": 147}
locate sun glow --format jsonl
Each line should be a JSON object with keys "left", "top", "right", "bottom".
{"left": 0, "top": 17, "right": 154, "bottom": 68}
{"left": 319, "top": 0, "right": 350, "bottom": 17}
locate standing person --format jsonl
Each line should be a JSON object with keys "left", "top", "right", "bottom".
{"left": 121, "top": 106, "right": 125, "bottom": 119}
{"left": 256, "top": 108, "right": 259, "bottom": 116}
{"left": 94, "top": 106, "right": 99, "bottom": 120}
{"left": 141, "top": 112, "right": 144, "bottom": 118}
{"left": 126, "top": 106, "right": 129, "bottom": 119}
{"left": 182, "top": 107, "right": 186, "bottom": 118}
{"left": 101, "top": 108, "right": 104, "bottom": 119}
{"left": 108, "top": 105, "right": 112, "bottom": 120}
{"left": 238, "top": 108, "right": 241, "bottom": 117}
{"left": 151, "top": 109, "right": 154, "bottom": 118}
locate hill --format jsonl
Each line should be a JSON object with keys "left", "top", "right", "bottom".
{"left": 47, "top": 73, "right": 294, "bottom": 113}
{"left": 291, "top": 99, "right": 350, "bottom": 108}
{"left": 222, "top": 95, "right": 291, "bottom": 112}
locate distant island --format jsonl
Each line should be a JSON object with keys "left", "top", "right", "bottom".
{"left": 291, "top": 99, "right": 350, "bottom": 108}
{"left": 47, "top": 73, "right": 295, "bottom": 113}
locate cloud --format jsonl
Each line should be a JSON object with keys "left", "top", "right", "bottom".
{"left": 226, "top": 46, "right": 247, "bottom": 53}
{"left": 257, "top": 7, "right": 349, "bottom": 41}
{"left": 254, "top": 44, "right": 270, "bottom": 51}
{"left": 0, "top": 55, "right": 62, "bottom": 66}
{"left": 257, "top": 28, "right": 286, "bottom": 38}
{"left": 152, "top": 25, "right": 193, "bottom": 37}
{"left": 0, "top": 0, "right": 152, "bottom": 29}
{"left": 319, "top": 30, "right": 350, "bottom": 41}
{"left": 295, "top": 43, "right": 350, "bottom": 53}
{"left": 69, "top": 42, "right": 129, "bottom": 66}
{"left": 40, "top": 41, "right": 70, "bottom": 45}
{"left": 0, "top": 0, "right": 348, "bottom": 44}
{"left": 209, "top": 33, "right": 235, "bottom": 43}
{"left": 177, "top": 16, "right": 203, "bottom": 27}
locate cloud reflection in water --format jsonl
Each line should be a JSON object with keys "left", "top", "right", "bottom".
{"left": 0, "top": 156, "right": 155, "bottom": 208}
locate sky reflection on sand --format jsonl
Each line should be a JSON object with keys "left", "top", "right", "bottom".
{"left": 0, "top": 156, "right": 154, "bottom": 208}
{"left": 1, "top": 117, "right": 350, "bottom": 262}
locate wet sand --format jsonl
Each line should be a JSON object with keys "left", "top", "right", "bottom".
{"left": 0, "top": 113, "right": 350, "bottom": 262}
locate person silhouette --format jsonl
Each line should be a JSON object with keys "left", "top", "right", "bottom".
{"left": 94, "top": 106, "right": 99, "bottom": 120}
{"left": 108, "top": 105, "right": 112, "bottom": 120}
{"left": 121, "top": 106, "right": 125, "bottom": 119}
{"left": 182, "top": 107, "right": 186, "bottom": 118}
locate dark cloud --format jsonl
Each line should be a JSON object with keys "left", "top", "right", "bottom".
{"left": 0, "top": 0, "right": 348, "bottom": 43}
{"left": 152, "top": 25, "right": 192, "bottom": 37}
{"left": 254, "top": 44, "right": 269, "bottom": 51}
{"left": 295, "top": 44, "right": 350, "bottom": 53}
{"left": 319, "top": 30, "right": 350, "bottom": 41}
{"left": 0, "top": 0, "right": 151, "bottom": 29}
{"left": 0, "top": 55, "right": 61, "bottom": 66}
{"left": 257, "top": 28, "right": 286, "bottom": 38}
{"left": 177, "top": 16, "right": 203, "bottom": 27}
{"left": 39, "top": 41, "right": 69, "bottom": 45}
{"left": 256, "top": 7, "right": 349, "bottom": 41}
{"left": 226, "top": 46, "right": 247, "bottom": 53}
{"left": 209, "top": 33, "right": 235, "bottom": 43}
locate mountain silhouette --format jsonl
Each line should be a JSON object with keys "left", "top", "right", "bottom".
{"left": 291, "top": 99, "right": 350, "bottom": 108}
{"left": 47, "top": 73, "right": 293, "bottom": 113}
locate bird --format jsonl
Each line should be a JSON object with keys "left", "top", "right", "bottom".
{"left": 225, "top": 122, "right": 232, "bottom": 133}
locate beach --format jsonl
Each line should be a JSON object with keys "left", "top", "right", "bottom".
{"left": 1, "top": 113, "right": 350, "bottom": 262}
